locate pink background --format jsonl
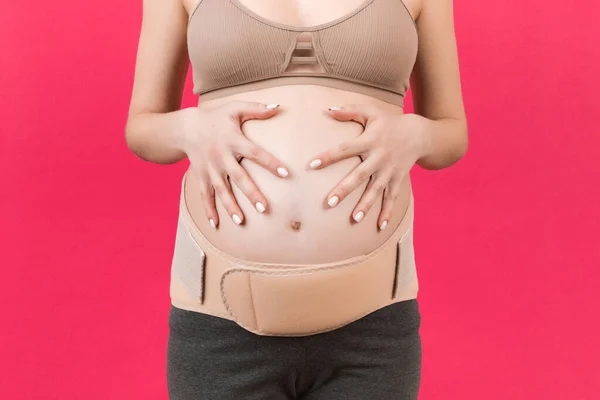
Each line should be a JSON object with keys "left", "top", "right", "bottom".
{"left": 1, "top": 1, "right": 599, "bottom": 399}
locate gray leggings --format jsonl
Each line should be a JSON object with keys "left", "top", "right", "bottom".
{"left": 166, "top": 299, "right": 422, "bottom": 399}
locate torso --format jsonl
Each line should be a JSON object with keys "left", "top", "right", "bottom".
{"left": 181, "top": 0, "right": 421, "bottom": 264}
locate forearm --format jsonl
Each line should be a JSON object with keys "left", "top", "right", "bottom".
{"left": 125, "top": 108, "right": 191, "bottom": 165}
{"left": 413, "top": 114, "right": 468, "bottom": 170}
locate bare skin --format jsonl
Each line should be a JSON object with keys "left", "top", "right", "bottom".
{"left": 125, "top": 0, "right": 467, "bottom": 263}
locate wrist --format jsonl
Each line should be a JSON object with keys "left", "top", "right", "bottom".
{"left": 173, "top": 107, "right": 201, "bottom": 154}
{"left": 412, "top": 115, "right": 468, "bottom": 170}
{"left": 403, "top": 113, "right": 433, "bottom": 161}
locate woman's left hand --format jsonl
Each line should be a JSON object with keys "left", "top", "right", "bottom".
{"left": 308, "top": 104, "right": 428, "bottom": 231}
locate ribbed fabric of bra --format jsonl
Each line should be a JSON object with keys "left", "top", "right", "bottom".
{"left": 187, "top": 0, "right": 418, "bottom": 107}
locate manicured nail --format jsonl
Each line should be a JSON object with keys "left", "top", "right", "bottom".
{"left": 255, "top": 202, "right": 266, "bottom": 213}
{"left": 232, "top": 214, "right": 242, "bottom": 225}
{"left": 309, "top": 159, "right": 322, "bottom": 169}
{"left": 266, "top": 103, "right": 279, "bottom": 109}
{"left": 328, "top": 106, "right": 341, "bottom": 111}
{"left": 354, "top": 211, "right": 364, "bottom": 222}
{"left": 209, "top": 218, "right": 216, "bottom": 228}
{"left": 328, "top": 196, "right": 339, "bottom": 207}
{"left": 380, "top": 220, "right": 388, "bottom": 230}
{"left": 277, "top": 167, "right": 289, "bottom": 177}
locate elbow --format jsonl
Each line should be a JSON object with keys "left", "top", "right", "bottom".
{"left": 444, "top": 122, "right": 468, "bottom": 168}
{"left": 446, "top": 117, "right": 469, "bottom": 165}
{"left": 124, "top": 120, "right": 139, "bottom": 157}
{"left": 124, "top": 120, "right": 135, "bottom": 153}
{"left": 124, "top": 117, "right": 148, "bottom": 162}
{"left": 455, "top": 121, "right": 469, "bottom": 161}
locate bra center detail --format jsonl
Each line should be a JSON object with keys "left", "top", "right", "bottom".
{"left": 283, "top": 32, "right": 326, "bottom": 74}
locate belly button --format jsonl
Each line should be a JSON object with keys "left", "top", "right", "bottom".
{"left": 290, "top": 220, "right": 302, "bottom": 231}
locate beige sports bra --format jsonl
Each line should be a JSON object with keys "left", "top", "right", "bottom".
{"left": 187, "top": 0, "right": 418, "bottom": 107}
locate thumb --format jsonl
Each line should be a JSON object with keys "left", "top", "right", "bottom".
{"left": 327, "top": 104, "right": 372, "bottom": 126}
{"left": 235, "top": 101, "right": 280, "bottom": 123}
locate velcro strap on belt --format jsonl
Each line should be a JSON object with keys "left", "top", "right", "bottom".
{"left": 220, "top": 228, "right": 413, "bottom": 337}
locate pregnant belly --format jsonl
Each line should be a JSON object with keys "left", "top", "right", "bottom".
{"left": 185, "top": 85, "right": 412, "bottom": 264}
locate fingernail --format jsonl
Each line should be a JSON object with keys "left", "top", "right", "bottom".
{"left": 328, "top": 196, "right": 339, "bottom": 207}
{"left": 380, "top": 220, "right": 388, "bottom": 230}
{"left": 232, "top": 214, "right": 242, "bottom": 225}
{"left": 328, "top": 106, "right": 341, "bottom": 111}
{"left": 309, "top": 159, "right": 322, "bottom": 169}
{"left": 255, "top": 202, "right": 266, "bottom": 213}
{"left": 354, "top": 211, "right": 364, "bottom": 222}
{"left": 277, "top": 167, "right": 289, "bottom": 177}
{"left": 266, "top": 103, "right": 279, "bottom": 109}
{"left": 209, "top": 218, "right": 216, "bottom": 228}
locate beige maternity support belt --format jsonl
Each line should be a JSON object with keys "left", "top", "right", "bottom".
{"left": 169, "top": 174, "right": 419, "bottom": 337}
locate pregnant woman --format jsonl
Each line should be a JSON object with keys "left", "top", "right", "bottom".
{"left": 125, "top": 0, "right": 467, "bottom": 398}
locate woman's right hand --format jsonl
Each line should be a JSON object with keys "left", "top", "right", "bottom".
{"left": 177, "top": 101, "right": 289, "bottom": 228}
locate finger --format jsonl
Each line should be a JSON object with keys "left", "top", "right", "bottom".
{"left": 209, "top": 169, "right": 245, "bottom": 226}
{"left": 351, "top": 173, "right": 392, "bottom": 224}
{"left": 325, "top": 157, "right": 378, "bottom": 208}
{"left": 235, "top": 138, "right": 290, "bottom": 178}
{"left": 223, "top": 156, "right": 268, "bottom": 214}
{"left": 326, "top": 104, "right": 376, "bottom": 126}
{"left": 199, "top": 182, "right": 219, "bottom": 229}
{"left": 308, "top": 136, "right": 371, "bottom": 170}
{"left": 378, "top": 178, "right": 401, "bottom": 231}
{"left": 231, "top": 101, "right": 281, "bottom": 124}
